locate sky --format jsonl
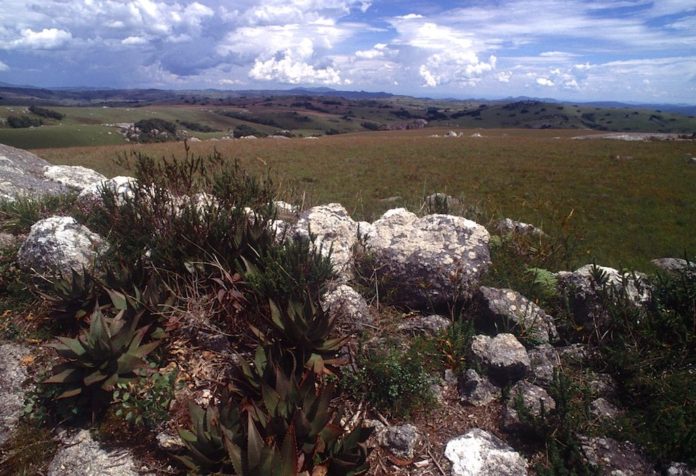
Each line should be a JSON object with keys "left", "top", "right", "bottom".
{"left": 0, "top": 0, "right": 695, "bottom": 104}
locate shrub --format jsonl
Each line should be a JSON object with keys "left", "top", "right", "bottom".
{"left": 343, "top": 341, "right": 435, "bottom": 418}
{"left": 410, "top": 318, "right": 474, "bottom": 374}
{"left": 233, "top": 124, "right": 266, "bottom": 138}
{"left": 28, "top": 105, "right": 65, "bottom": 120}
{"left": 113, "top": 367, "right": 180, "bottom": 429}
{"left": 6, "top": 115, "right": 43, "bottom": 128}
{"left": 179, "top": 120, "right": 219, "bottom": 133}
{"left": 0, "top": 193, "right": 78, "bottom": 234}
{"left": 134, "top": 118, "right": 177, "bottom": 135}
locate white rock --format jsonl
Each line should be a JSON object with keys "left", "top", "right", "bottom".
{"left": 365, "top": 208, "right": 490, "bottom": 307}
{"left": 445, "top": 428, "right": 527, "bottom": 476}
{"left": 17, "top": 216, "right": 106, "bottom": 277}
{"left": 77, "top": 176, "right": 138, "bottom": 206}
{"left": 293, "top": 203, "right": 359, "bottom": 281}
{"left": 43, "top": 165, "right": 106, "bottom": 191}
{"left": 470, "top": 334, "right": 530, "bottom": 385}
{"left": 0, "top": 343, "right": 32, "bottom": 445}
{"left": 322, "top": 284, "right": 372, "bottom": 333}
{"left": 48, "top": 430, "right": 144, "bottom": 476}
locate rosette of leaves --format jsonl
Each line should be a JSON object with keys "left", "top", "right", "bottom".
{"left": 44, "top": 304, "right": 160, "bottom": 414}
{"left": 39, "top": 268, "right": 100, "bottom": 321}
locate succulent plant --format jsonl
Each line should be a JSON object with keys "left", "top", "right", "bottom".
{"left": 39, "top": 268, "right": 99, "bottom": 321}
{"left": 44, "top": 303, "right": 160, "bottom": 412}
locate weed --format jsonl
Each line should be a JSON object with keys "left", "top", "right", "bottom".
{"left": 0, "top": 193, "right": 78, "bottom": 234}
{"left": 113, "top": 366, "right": 181, "bottom": 430}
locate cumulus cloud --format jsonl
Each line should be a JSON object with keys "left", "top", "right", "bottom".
{"left": 3, "top": 28, "right": 72, "bottom": 50}
{"left": 249, "top": 52, "right": 343, "bottom": 84}
{"left": 536, "top": 77, "right": 554, "bottom": 87}
{"left": 0, "top": 60, "right": 8, "bottom": 71}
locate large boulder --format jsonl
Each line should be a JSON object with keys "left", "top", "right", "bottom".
{"left": 293, "top": 203, "right": 359, "bottom": 281}
{"left": 48, "top": 429, "right": 145, "bottom": 476}
{"left": 503, "top": 381, "right": 556, "bottom": 431}
{"left": 445, "top": 428, "right": 528, "bottom": 475}
{"left": 0, "top": 343, "right": 32, "bottom": 445}
{"left": 579, "top": 436, "right": 657, "bottom": 476}
{"left": 365, "top": 209, "right": 490, "bottom": 308}
{"left": 556, "top": 264, "right": 650, "bottom": 325}
{"left": 476, "top": 287, "right": 557, "bottom": 344}
{"left": 17, "top": 216, "right": 107, "bottom": 277}
{"left": 0, "top": 143, "right": 68, "bottom": 201}
{"left": 43, "top": 165, "right": 106, "bottom": 192}
{"left": 470, "top": 334, "right": 530, "bottom": 385}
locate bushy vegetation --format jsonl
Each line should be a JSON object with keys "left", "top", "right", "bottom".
{"left": 28, "top": 105, "right": 65, "bottom": 120}
{"left": 178, "top": 120, "right": 219, "bottom": 133}
{"left": 233, "top": 124, "right": 267, "bottom": 138}
{"left": 6, "top": 115, "right": 43, "bottom": 128}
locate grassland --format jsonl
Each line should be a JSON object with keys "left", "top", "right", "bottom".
{"left": 35, "top": 128, "right": 696, "bottom": 271}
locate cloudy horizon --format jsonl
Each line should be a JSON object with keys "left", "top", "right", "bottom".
{"left": 0, "top": 0, "right": 694, "bottom": 104}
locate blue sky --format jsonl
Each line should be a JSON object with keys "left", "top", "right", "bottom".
{"left": 0, "top": 0, "right": 694, "bottom": 103}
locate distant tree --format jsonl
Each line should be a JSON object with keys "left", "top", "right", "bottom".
{"left": 28, "top": 105, "right": 65, "bottom": 120}
{"left": 6, "top": 115, "right": 43, "bottom": 128}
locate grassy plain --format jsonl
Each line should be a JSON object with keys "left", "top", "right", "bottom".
{"left": 35, "top": 128, "right": 696, "bottom": 270}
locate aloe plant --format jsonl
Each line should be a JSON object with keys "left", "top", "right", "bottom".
{"left": 44, "top": 303, "right": 160, "bottom": 413}
{"left": 39, "top": 268, "right": 99, "bottom": 321}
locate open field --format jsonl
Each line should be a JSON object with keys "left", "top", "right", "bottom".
{"left": 35, "top": 128, "right": 696, "bottom": 270}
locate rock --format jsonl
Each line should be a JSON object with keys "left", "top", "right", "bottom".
{"left": 77, "top": 176, "right": 138, "bottom": 206}
{"left": 365, "top": 208, "right": 490, "bottom": 308}
{"left": 477, "top": 287, "right": 557, "bottom": 344}
{"left": 273, "top": 200, "right": 298, "bottom": 219}
{"left": 528, "top": 344, "right": 561, "bottom": 385}
{"left": 293, "top": 203, "right": 359, "bottom": 281}
{"left": 423, "top": 192, "right": 460, "bottom": 212}
{"left": 557, "top": 343, "right": 589, "bottom": 365}
{"left": 445, "top": 428, "right": 528, "bottom": 476}
{"left": 17, "top": 216, "right": 107, "bottom": 277}
{"left": 321, "top": 284, "right": 373, "bottom": 333}
{"left": 459, "top": 369, "right": 500, "bottom": 406}
{"left": 43, "top": 165, "right": 106, "bottom": 191}
{"left": 188, "top": 137, "right": 201, "bottom": 142}
{"left": 667, "top": 462, "right": 696, "bottom": 476}
{"left": 503, "top": 381, "right": 556, "bottom": 431}
{"left": 589, "top": 373, "right": 617, "bottom": 398}
{"left": 590, "top": 398, "right": 621, "bottom": 421}
{"left": 0, "top": 232, "right": 20, "bottom": 250}
{"left": 398, "top": 314, "right": 451, "bottom": 336}
{"left": 48, "top": 429, "right": 145, "bottom": 476}
{"left": 579, "top": 436, "right": 657, "bottom": 476}
{"left": 651, "top": 258, "right": 694, "bottom": 274}
{"left": 379, "top": 424, "right": 420, "bottom": 459}
{"left": 0, "top": 143, "right": 69, "bottom": 201}
{"left": 688, "top": 157, "right": 696, "bottom": 165}
{"left": 556, "top": 265, "right": 651, "bottom": 326}
{"left": 470, "top": 334, "right": 530, "bottom": 385}
{"left": 156, "top": 430, "right": 185, "bottom": 452}
{"left": 495, "top": 218, "right": 546, "bottom": 237}
{"left": 446, "top": 130, "right": 461, "bottom": 137}
{"left": 0, "top": 343, "right": 31, "bottom": 446}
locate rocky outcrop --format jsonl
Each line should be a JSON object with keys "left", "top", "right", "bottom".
{"left": 48, "top": 430, "right": 146, "bottom": 476}
{"left": 556, "top": 264, "right": 650, "bottom": 325}
{"left": 398, "top": 314, "right": 451, "bottom": 336}
{"left": 445, "top": 428, "right": 528, "bottom": 476}
{"left": 528, "top": 344, "right": 561, "bottom": 385}
{"left": 590, "top": 398, "right": 621, "bottom": 421}
{"left": 470, "top": 333, "right": 530, "bottom": 385}
{"left": 17, "top": 216, "right": 106, "bottom": 277}
{"left": 459, "top": 369, "right": 500, "bottom": 406}
{"left": 476, "top": 286, "right": 557, "bottom": 344}
{"left": 651, "top": 258, "right": 694, "bottom": 275}
{"left": 503, "top": 381, "right": 556, "bottom": 431}
{"left": 43, "top": 165, "right": 106, "bottom": 191}
{"left": 579, "top": 436, "right": 658, "bottom": 476}
{"left": 494, "top": 218, "right": 545, "bottom": 237}
{"left": 0, "top": 342, "right": 32, "bottom": 446}
{"left": 365, "top": 208, "right": 490, "bottom": 308}
{"left": 378, "top": 424, "right": 420, "bottom": 460}
{"left": 293, "top": 203, "right": 359, "bottom": 281}
{"left": 0, "top": 143, "right": 68, "bottom": 201}
{"left": 321, "top": 284, "right": 373, "bottom": 333}
{"left": 77, "top": 176, "right": 138, "bottom": 206}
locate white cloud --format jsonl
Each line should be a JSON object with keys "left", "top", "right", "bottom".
{"left": 122, "top": 36, "right": 148, "bottom": 45}
{"left": 3, "top": 28, "right": 72, "bottom": 50}
{"left": 249, "top": 53, "right": 343, "bottom": 84}
{"left": 536, "top": 77, "right": 554, "bottom": 87}
{"left": 497, "top": 71, "right": 512, "bottom": 82}
{"left": 0, "top": 60, "right": 8, "bottom": 71}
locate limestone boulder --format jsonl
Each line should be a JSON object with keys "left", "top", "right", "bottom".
{"left": 0, "top": 343, "right": 32, "bottom": 445}
{"left": 321, "top": 284, "right": 373, "bottom": 333}
{"left": 378, "top": 424, "right": 420, "bottom": 460}
{"left": 579, "top": 436, "right": 657, "bottom": 476}
{"left": 77, "top": 176, "right": 138, "bottom": 207}
{"left": 43, "top": 165, "right": 106, "bottom": 191}
{"left": 476, "top": 286, "right": 557, "bottom": 344}
{"left": 0, "top": 143, "right": 68, "bottom": 201}
{"left": 494, "top": 218, "right": 546, "bottom": 237}
{"left": 293, "top": 203, "right": 359, "bottom": 281}
{"left": 445, "top": 428, "right": 528, "bottom": 476}
{"left": 365, "top": 208, "right": 490, "bottom": 308}
{"left": 503, "top": 381, "right": 556, "bottom": 431}
{"left": 17, "top": 216, "right": 106, "bottom": 277}
{"left": 470, "top": 334, "right": 530, "bottom": 385}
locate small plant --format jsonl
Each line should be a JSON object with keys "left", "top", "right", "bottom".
{"left": 343, "top": 341, "right": 435, "bottom": 418}
{"left": 113, "top": 367, "right": 180, "bottom": 429}
{"left": 410, "top": 318, "right": 474, "bottom": 373}
{"left": 0, "top": 193, "right": 78, "bottom": 234}
{"left": 44, "top": 303, "right": 161, "bottom": 417}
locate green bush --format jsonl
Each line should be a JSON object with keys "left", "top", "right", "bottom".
{"left": 343, "top": 341, "right": 435, "bottom": 418}
{"left": 113, "top": 367, "right": 180, "bottom": 429}
{"left": 233, "top": 124, "right": 267, "bottom": 138}
{"left": 134, "top": 118, "right": 177, "bottom": 135}
{"left": 6, "top": 115, "right": 43, "bottom": 128}
{"left": 29, "top": 105, "right": 65, "bottom": 120}
{"left": 179, "top": 120, "right": 219, "bottom": 133}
